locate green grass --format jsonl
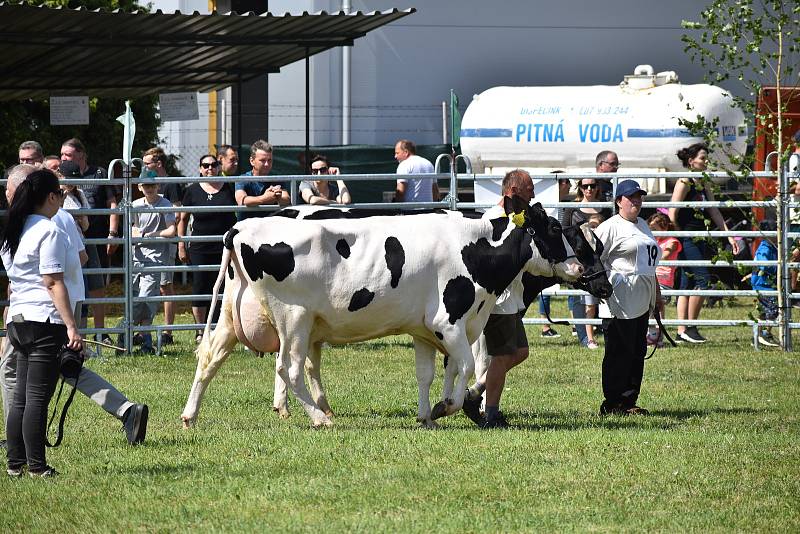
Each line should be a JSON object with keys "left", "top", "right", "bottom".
{"left": 1, "top": 301, "right": 799, "bottom": 533}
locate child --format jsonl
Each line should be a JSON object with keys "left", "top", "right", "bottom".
{"left": 647, "top": 213, "right": 682, "bottom": 346}
{"left": 648, "top": 213, "right": 682, "bottom": 299}
{"left": 118, "top": 181, "right": 176, "bottom": 353}
{"left": 751, "top": 220, "right": 779, "bottom": 347}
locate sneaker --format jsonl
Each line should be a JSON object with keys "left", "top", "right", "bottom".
{"left": 29, "top": 466, "right": 58, "bottom": 478}
{"left": 123, "top": 404, "right": 149, "bottom": 445}
{"left": 7, "top": 466, "right": 23, "bottom": 478}
{"left": 481, "top": 411, "right": 509, "bottom": 429}
{"left": 161, "top": 332, "right": 175, "bottom": 345}
{"left": 758, "top": 332, "right": 780, "bottom": 347}
{"left": 462, "top": 392, "right": 484, "bottom": 426}
{"left": 540, "top": 328, "right": 561, "bottom": 338}
{"left": 678, "top": 327, "right": 706, "bottom": 344}
{"left": 586, "top": 340, "right": 600, "bottom": 350}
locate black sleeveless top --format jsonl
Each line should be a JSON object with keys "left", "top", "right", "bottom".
{"left": 676, "top": 178, "right": 707, "bottom": 231}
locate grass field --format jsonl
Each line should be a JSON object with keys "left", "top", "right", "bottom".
{"left": 1, "top": 299, "right": 799, "bottom": 533}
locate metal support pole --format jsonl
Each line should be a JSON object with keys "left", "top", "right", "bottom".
{"left": 236, "top": 74, "right": 243, "bottom": 155}
{"left": 779, "top": 162, "right": 792, "bottom": 350}
{"left": 123, "top": 161, "right": 133, "bottom": 355}
{"left": 341, "top": 0, "right": 351, "bottom": 145}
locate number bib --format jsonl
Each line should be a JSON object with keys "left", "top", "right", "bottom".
{"left": 634, "top": 234, "right": 659, "bottom": 275}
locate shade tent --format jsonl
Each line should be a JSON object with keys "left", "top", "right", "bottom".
{"left": 0, "top": 3, "right": 415, "bottom": 100}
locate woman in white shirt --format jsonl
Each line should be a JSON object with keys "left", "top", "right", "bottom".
{"left": 594, "top": 180, "right": 663, "bottom": 416}
{"left": 1, "top": 169, "right": 82, "bottom": 478}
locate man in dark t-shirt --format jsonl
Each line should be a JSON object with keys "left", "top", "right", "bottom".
{"left": 61, "top": 137, "right": 119, "bottom": 344}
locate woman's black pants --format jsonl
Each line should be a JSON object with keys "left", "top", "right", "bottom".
{"left": 6, "top": 320, "right": 66, "bottom": 472}
{"left": 602, "top": 311, "right": 649, "bottom": 408}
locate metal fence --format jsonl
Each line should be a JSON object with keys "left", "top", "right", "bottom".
{"left": 1, "top": 154, "right": 794, "bottom": 353}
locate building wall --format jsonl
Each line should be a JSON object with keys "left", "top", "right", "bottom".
{"left": 267, "top": 0, "right": 732, "bottom": 146}
{"left": 154, "top": 0, "right": 735, "bottom": 158}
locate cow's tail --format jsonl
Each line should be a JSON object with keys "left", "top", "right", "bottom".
{"left": 197, "top": 229, "right": 238, "bottom": 362}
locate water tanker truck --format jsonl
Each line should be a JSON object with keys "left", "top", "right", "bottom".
{"left": 460, "top": 65, "right": 748, "bottom": 194}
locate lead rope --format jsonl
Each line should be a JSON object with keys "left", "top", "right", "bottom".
{"left": 645, "top": 306, "right": 677, "bottom": 360}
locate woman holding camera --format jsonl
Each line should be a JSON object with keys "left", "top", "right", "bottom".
{"left": 300, "top": 155, "right": 352, "bottom": 205}
{"left": 1, "top": 169, "right": 82, "bottom": 478}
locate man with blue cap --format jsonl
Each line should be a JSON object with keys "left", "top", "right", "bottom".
{"left": 593, "top": 180, "right": 664, "bottom": 415}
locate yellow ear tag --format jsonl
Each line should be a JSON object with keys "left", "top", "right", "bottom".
{"left": 511, "top": 211, "right": 526, "bottom": 228}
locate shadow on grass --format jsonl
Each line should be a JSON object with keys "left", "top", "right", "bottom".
{"left": 127, "top": 462, "right": 198, "bottom": 476}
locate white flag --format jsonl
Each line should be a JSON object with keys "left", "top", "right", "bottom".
{"left": 116, "top": 100, "right": 136, "bottom": 165}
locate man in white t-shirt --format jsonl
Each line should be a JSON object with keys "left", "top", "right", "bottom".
{"left": 394, "top": 139, "right": 439, "bottom": 203}
{"left": 0, "top": 164, "right": 149, "bottom": 446}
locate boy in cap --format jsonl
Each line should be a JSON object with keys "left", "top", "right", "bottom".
{"left": 117, "top": 175, "right": 176, "bottom": 353}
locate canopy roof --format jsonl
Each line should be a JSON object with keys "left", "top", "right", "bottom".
{"left": 0, "top": 3, "right": 414, "bottom": 100}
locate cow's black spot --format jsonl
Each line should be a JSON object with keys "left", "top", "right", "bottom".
{"left": 442, "top": 354, "right": 449, "bottom": 371}
{"left": 348, "top": 288, "right": 375, "bottom": 312}
{"left": 442, "top": 275, "right": 475, "bottom": 325}
{"left": 240, "top": 242, "right": 295, "bottom": 282}
{"left": 490, "top": 217, "right": 507, "bottom": 241}
{"left": 223, "top": 228, "right": 239, "bottom": 250}
{"left": 461, "top": 230, "right": 533, "bottom": 296}
{"left": 477, "top": 300, "right": 485, "bottom": 313}
{"left": 227, "top": 264, "right": 234, "bottom": 280}
{"left": 304, "top": 209, "right": 351, "bottom": 220}
{"left": 521, "top": 271, "right": 551, "bottom": 310}
{"left": 384, "top": 237, "right": 405, "bottom": 288}
{"left": 435, "top": 331, "right": 444, "bottom": 340}
{"left": 336, "top": 239, "right": 351, "bottom": 259}
{"left": 273, "top": 208, "right": 300, "bottom": 219}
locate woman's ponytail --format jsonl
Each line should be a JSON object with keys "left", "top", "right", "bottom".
{"left": 0, "top": 170, "right": 59, "bottom": 258}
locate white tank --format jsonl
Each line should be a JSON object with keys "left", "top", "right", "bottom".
{"left": 460, "top": 66, "right": 747, "bottom": 193}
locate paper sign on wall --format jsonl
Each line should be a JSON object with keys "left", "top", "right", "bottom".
{"left": 159, "top": 92, "right": 199, "bottom": 121}
{"left": 50, "top": 96, "right": 90, "bottom": 125}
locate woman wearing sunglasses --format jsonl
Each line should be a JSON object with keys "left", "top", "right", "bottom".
{"left": 300, "top": 155, "right": 352, "bottom": 205}
{"left": 563, "top": 179, "right": 613, "bottom": 350}
{"left": 178, "top": 155, "right": 237, "bottom": 342}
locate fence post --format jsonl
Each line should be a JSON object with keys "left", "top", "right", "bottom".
{"left": 778, "top": 162, "right": 792, "bottom": 351}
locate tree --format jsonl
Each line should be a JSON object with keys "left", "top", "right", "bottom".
{"left": 681, "top": 0, "right": 800, "bottom": 350}
{"left": 0, "top": 0, "right": 160, "bottom": 173}
{"left": 681, "top": 0, "right": 799, "bottom": 168}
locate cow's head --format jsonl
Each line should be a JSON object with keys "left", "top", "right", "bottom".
{"left": 502, "top": 196, "right": 584, "bottom": 282}
{"left": 563, "top": 224, "right": 613, "bottom": 299}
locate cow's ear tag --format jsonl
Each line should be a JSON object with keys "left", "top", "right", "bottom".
{"left": 511, "top": 211, "right": 526, "bottom": 228}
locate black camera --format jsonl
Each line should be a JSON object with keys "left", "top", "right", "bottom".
{"left": 58, "top": 346, "right": 84, "bottom": 380}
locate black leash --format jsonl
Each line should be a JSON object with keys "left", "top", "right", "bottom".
{"left": 646, "top": 306, "right": 677, "bottom": 360}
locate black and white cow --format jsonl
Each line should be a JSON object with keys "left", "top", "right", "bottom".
{"left": 181, "top": 198, "right": 584, "bottom": 428}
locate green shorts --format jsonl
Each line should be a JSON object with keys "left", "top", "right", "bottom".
{"left": 484, "top": 312, "right": 528, "bottom": 356}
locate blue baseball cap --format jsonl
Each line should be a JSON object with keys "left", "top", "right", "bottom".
{"left": 615, "top": 179, "right": 647, "bottom": 199}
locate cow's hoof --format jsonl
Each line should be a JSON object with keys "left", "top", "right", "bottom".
{"left": 181, "top": 415, "right": 194, "bottom": 429}
{"left": 324, "top": 409, "right": 335, "bottom": 418}
{"left": 273, "top": 406, "right": 291, "bottom": 419}
{"left": 431, "top": 401, "right": 448, "bottom": 420}
{"left": 311, "top": 418, "right": 333, "bottom": 429}
{"left": 418, "top": 418, "right": 439, "bottom": 429}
